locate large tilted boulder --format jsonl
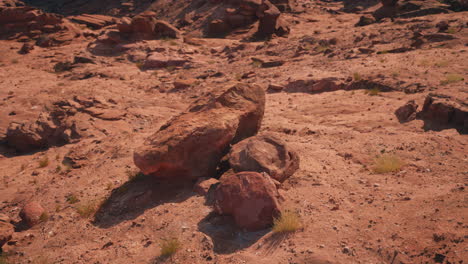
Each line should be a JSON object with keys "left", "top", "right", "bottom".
{"left": 134, "top": 83, "right": 266, "bottom": 179}
{"left": 214, "top": 171, "right": 281, "bottom": 230}
{"left": 229, "top": 133, "right": 299, "bottom": 182}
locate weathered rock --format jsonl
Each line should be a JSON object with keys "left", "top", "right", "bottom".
{"left": 355, "top": 15, "right": 376, "bottom": 26}
{"left": 381, "top": 0, "right": 399, "bottom": 6}
{"left": 193, "top": 177, "right": 220, "bottom": 196}
{"left": 134, "top": 83, "right": 265, "bottom": 179}
{"left": 0, "top": 214, "right": 14, "bottom": 249}
{"left": 0, "top": 4, "right": 81, "bottom": 45}
{"left": 69, "top": 14, "right": 116, "bottom": 29}
{"left": 154, "top": 20, "right": 181, "bottom": 39}
{"left": 20, "top": 201, "right": 45, "bottom": 227}
{"left": 173, "top": 78, "right": 197, "bottom": 90}
{"left": 117, "top": 17, "right": 132, "bottom": 34}
{"left": 395, "top": 100, "right": 418, "bottom": 123}
{"left": 229, "top": 133, "right": 299, "bottom": 182}
{"left": 6, "top": 110, "right": 79, "bottom": 153}
{"left": 214, "top": 171, "right": 281, "bottom": 230}
{"left": 18, "top": 42, "right": 34, "bottom": 54}
{"left": 208, "top": 19, "right": 230, "bottom": 37}
{"left": 144, "top": 53, "right": 189, "bottom": 69}
{"left": 131, "top": 14, "right": 156, "bottom": 38}
{"left": 257, "top": 0, "right": 289, "bottom": 37}
{"left": 418, "top": 94, "right": 467, "bottom": 134}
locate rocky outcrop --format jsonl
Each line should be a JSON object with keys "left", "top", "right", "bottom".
{"left": 395, "top": 100, "right": 418, "bottom": 123}
{"left": 5, "top": 96, "right": 124, "bottom": 153}
{"left": 229, "top": 133, "right": 299, "bottom": 182}
{"left": 419, "top": 94, "right": 467, "bottom": 134}
{"left": 134, "top": 83, "right": 266, "bottom": 180}
{"left": 69, "top": 14, "right": 116, "bottom": 29}
{"left": 214, "top": 171, "right": 281, "bottom": 230}
{"left": 0, "top": 3, "right": 81, "bottom": 46}
{"left": 117, "top": 12, "right": 181, "bottom": 40}
{"left": 0, "top": 214, "right": 14, "bottom": 249}
{"left": 20, "top": 201, "right": 45, "bottom": 228}
{"left": 208, "top": 0, "right": 290, "bottom": 38}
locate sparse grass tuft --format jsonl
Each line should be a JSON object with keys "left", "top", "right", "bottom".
{"left": 365, "top": 87, "right": 380, "bottom": 96}
{"left": 135, "top": 62, "right": 144, "bottom": 70}
{"left": 0, "top": 253, "right": 9, "bottom": 264}
{"left": 11, "top": 59, "right": 18, "bottom": 64}
{"left": 440, "top": 73, "right": 464, "bottom": 85}
{"left": 76, "top": 201, "right": 97, "bottom": 218}
{"left": 446, "top": 27, "right": 457, "bottom": 34}
{"left": 160, "top": 237, "right": 181, "bottom": 257}
{"left": 66, "top": 194, "right": 79, "bottom": 204}
{"left": 353, "top": 72, "right": 361, "bottom": 81}
{"left": 372, "top": 154, "right": 403, "bottom": 174}
{"left": 272, "top": 210, "right": 302, "bottom": 233}
{"left": 38, "top": 156, "right": 49, "bottom": 168}
{"left": 55, "top": 165, "right": 62, "bottom": 173}
{"left": 39, "top": 212, "right": 49, "bottom": 223}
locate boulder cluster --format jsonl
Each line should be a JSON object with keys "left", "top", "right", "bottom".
{"left": 208, "top": 0, "right": 290, "bottom": 38}
{"left": 117, "top": 11, "right": 181, "bottom": 40}
{"left": 0, "top": 0, "right": 81, "bottom": 47}
{"left": 395, "top": 94, "right": 467, "bottom": 134}
{"left": 134, "top": 83, "right": 300, "bottom": 230}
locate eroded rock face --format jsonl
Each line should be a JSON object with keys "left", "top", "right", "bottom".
{"left": 20, "top": 201, "right": 45, "bottom": 228}
{"left": 0, "top": 3, "right": 81, "bottom": 46}
{"left": 214, "top": 171, "right": 281, "bottom": 230}
{"left": 395, "top": 100, "right": 418, "bottom": 123}
{"left": 229, "top": 133, "right": 299, "bottom": 182}
{"left": 0, "top": 214, "right": 14, "bottom": 249}
{"left": 134, "top": 83, "right": 265, "bottom": 180}
{"left": 6, "top": 109, "right": 79, "bottom": 153}
{"left": 116, "top": 13, "right": 181, "bottom": 39}
{"left": 208, "top": 0, "right": 289, "bottom": 38}
{"left": 419, "top": 94, "right": 467, "bottom": 133}
{"left": 5, "top": 96, "right": 123, "bottom": 153}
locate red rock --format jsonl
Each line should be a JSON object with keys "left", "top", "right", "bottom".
{"left": 117, "top": 17, "right": 132, "bottom": 34}
{"left": 419, "top": 94, "right": 467, "bottom": 133}
{"left": 173, "top": 78, "right": 197, "bottom": 90}
{"left": 193, "top": 177, "right": 220, "bottom": 196}
{"left": 154, "top": 20, "right": 181, "bottom": 39}
{"left": 208, "top": 19, "right": 230, "bottom": 37}
{"left": 144, "top": 53, "right": 189, "bottom": 69}
{"left": 134, "top": 83, "right": 265, "bottom": 180}
{"left": 70, "top": 14, "right": 116, "bottom": 29}
{"left": 18, "top": 42, "right": 34, "bottom": 54}
{"left": 0, "top": 214, "right": 14, "bottom": 248}
{"left": 257, "top": 0, "right": 289, "bottom": 37}
{"left": 131, "top": 15, "right": 156, "bottom": 38}
{"left": 229, "top": 133, "right": 300, "bottom": 182}
{"left": 214, "top": 171, "right": 281, "bottom": 230}
{"left": 20, "top": 201, "right": 45, "bottom": 227}
{"left": 395, "top": 100, "right": 418, "bottom": 123}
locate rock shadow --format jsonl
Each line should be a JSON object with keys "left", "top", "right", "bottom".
{"left": 93, "top": 174, "right": 194, "bottom": 228}
{"left": 197, "top": 212, "right": 269, "bottom": 254}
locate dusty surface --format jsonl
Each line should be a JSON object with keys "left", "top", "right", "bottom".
{"left": 0, "top": 0, "right": 467, "bottom": 263}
